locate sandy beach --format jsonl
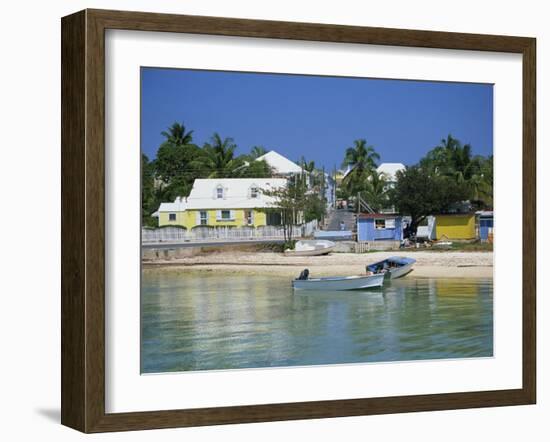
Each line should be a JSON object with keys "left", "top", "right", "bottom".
{"left": 143, "top": 250, "right": 493, "bottom": 278}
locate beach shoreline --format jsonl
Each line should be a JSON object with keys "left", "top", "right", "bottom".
{"left": 142, "top": 250, "right": 493, "bottom": 278}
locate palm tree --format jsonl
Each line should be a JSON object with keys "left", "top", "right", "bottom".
{"left": 249, "top": 145, "right": 267, "bottom": 159}
{"left": 467, "top": 156, "right": 493, "bottom": 207}
{"left": 161, "top": 122, "right": 194, "bottom": 146}
{"left": 341, "top": 139, "right": 380, "bottom": 195}
{"left": 431, "top": 134, "right": 476, "bottom": 179}
{"left": 154, "top": 122, "right": 200, "bottom": 196}
{"left": 361, "top": 170, "right": 388, "bottom": 212}
{"left": 439, "top": 136, "right": 487, "bottom": 198}
{"left": 439, "top": 133, "right": 460, "bottom": 151}
{"left": 301, "top": 158, "right": 316, "bottom": 174}
{"left": 233, "top": 159, "right": 273, "bottom": 178}
{"left": 450, "top": 142, "right": 475, "bottom": 182}
{"left": 420, "top": 134, "right": 493, "bottom": 208}
{"left": 298, "top": 156, "right": 319, "bottom": 188}
{"left": 342, "top": 139, "right": 380, "bottom": 171}
{"left": 196, "top": 133, "right": 241, "bottom": 178}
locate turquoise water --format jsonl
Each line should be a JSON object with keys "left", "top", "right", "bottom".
{"left": 141, "top": 273, "right": 493, "bottom": 373}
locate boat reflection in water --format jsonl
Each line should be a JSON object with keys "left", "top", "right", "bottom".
{"left": 141, "top": 273, "right": 493, "bottom": 373}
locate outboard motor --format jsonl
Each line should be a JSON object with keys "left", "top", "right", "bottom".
{"left": 297, "top": 269, "right": 309, "bottom": 280}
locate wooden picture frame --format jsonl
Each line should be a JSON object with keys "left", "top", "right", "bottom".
{"left": 61, "top": 8, "right": 536, "bottom": 433}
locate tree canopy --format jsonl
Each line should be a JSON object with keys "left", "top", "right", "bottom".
{"left": 360, "top": 170, "right": 388, "bottom": 212}
{"left": 341, "top": 139, "right": 381, "bottom": 198}
{"left": 149, "top": 122, "right": 201, "bottom": 212}
{"left": 141, "top": 154, "right": 157, "bottom": 227}
{"left": 160, "top": 122, "right": 194, "bottom": 146}
{"left": 419, "top": 134, "right": 493, "bottom": 209}
{"left": 390, "top": 165, "right": 470, "bottom": 235}
{"left": 249, "top": 145, "right": 267, "bottom": 159}
{"left": 342, "top": 139, "right": 380, "bottom": 171}
{"left": 261, "top": 173, "right": 323, "bottom": 242}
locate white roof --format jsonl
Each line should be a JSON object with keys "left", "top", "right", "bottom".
{"left": 256, "top": 150, "right": 303, "bottom": 174}
{"left": 342, "top": 162, "right": 405, "bottom": 181}
{"left": 157, "top": 197, "right": 188, "bottom": 213}
{"left": 342, "top": 164, "right": 355, "bottom": 179}
{"left": 157, "top": 178, "right": 288, "bottom": 211}
{"left": 475, "top": 210, "right": 494, "bottom": 217}
{"left": 377, "top": 163, "right": 406, "bottom": 181}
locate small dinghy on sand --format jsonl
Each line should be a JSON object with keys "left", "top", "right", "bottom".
{"left": 292, "top": 269, "right": 385, "bottom": 291}
{"left": 366, "top": 256, "right": 416, "bottom": 280}
{"left": 284, "top": 240, "right": 335, "bottom": 257}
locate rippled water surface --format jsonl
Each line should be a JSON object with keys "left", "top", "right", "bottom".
{"left": 141, "top": 273, "right": 493, "bottom": 373}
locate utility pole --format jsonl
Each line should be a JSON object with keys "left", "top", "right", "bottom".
{"left": 333, "top": 164, "right": 337, "bottom": 209}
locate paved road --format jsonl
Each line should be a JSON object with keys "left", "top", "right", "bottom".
{"left": 142, "top": 239, "right": 286, "bottom": 249}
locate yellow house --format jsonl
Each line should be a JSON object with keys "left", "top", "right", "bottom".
{"left": 435, "top": 214, "right": 476, "bottom": 240}
{"left": 156, "top": 178, "right": 287, "bottom": 230}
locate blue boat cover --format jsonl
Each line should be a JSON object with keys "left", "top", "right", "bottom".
{"left": 387, "top": 256, "right": 416, "bottom": 265}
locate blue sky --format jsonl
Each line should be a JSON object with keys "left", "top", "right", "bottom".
{"left": 141, "top": 68, "right": 493, "bottom": 169}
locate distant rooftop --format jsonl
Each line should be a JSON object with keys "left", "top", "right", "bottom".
{"left": 342, "top": 162, "right": 406, "bottom": 181}
{"left": 358, "top": 213, "right": 401, "bottom": 219}
{"left": 255, "top": 150, "right": 303, "bottom": 175}
{"left": 377, "top": 163, "right": 406, "bottom": 181}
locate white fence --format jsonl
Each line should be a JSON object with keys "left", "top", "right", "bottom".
{"left": 142, "top": 220, "right": 318, "bottom": 244}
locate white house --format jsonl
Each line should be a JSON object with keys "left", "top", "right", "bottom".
{"left": 376, "top": 163, "right": 406, "bottom": 184}
{"left": 155, "top": 178, "right": 288, "bottom": 228}
{"left": 255, "top": 150, "right": 303, "bottom": 176}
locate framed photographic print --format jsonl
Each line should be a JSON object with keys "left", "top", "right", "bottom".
{"left": 61, "top": 9, "right": 536, "bottom": 433}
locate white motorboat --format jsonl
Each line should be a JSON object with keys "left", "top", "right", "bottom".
{"left": 284, "top": 240, "right": 335, "bottom": 257}
{"left": 366, "top": 256, "right": 416, "bottom": 279}
{"left": 292, "top": 269, "right": 385, "bottom": 291}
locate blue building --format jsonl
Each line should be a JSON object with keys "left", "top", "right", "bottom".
{"left": 478, "top": 211, "right": 494, "bottom": 242}
{"left": 357, "top": 214, "right": 403, "bottom": 242}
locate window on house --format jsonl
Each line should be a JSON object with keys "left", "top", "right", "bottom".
{"left": 199, "top": 211, "right": 208, "bottom": 225}
{"left": 385, "top": 218, "right": 396, "bottom": 229}
{"left": 375, "top": 219, "right": 386, "bottom": 229}
{"left": 245, "top": 210, "right": 253, "bottom": 225}
{"left": 250, "top": 186, "right": 258, "bottom": 198}
{"left": 169, "top": 213, "right": 176, "bottom": 221}
{"left": 216, "top": 186, "right": 224, "bottom": 199}
{"left": 221, "top": 210, "right": 231, "bottom": 220}
{"left": 266, "top": 211, "right": 282, "bottom": 226}
{"left": 375, "top": 218, "right": 396, "bottom": 229}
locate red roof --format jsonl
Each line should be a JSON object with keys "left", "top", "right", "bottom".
{"left": 358, "top": 213, "right": 401, "bottom": 219}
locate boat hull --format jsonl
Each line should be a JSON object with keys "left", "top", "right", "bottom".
{"left": 292, "top": 273, "right": 385, "bottom": 291}
{"left": 367, "top": 257, "right": 416, "bottom": 280}
{"left": 284, "top": 246, "right": 335, "bottom": 257}
{"left": 284, "top": 240, "right": 336, "bottom": 257}
{"left": 386, "top": 262, "right": 415, "bottom": 279}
